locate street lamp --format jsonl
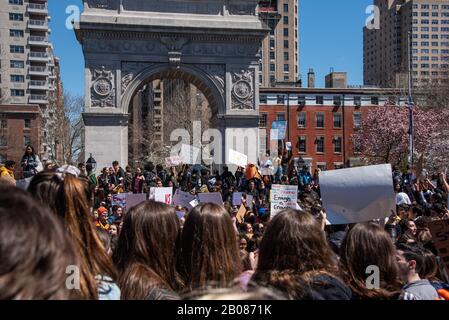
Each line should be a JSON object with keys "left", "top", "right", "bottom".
{"left": 86, "top": 153, "right": 97, "bottom": 171}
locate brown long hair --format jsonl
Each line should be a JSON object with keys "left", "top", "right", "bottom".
{"left": 339, "top": 223, "right": 402, "bottom": 300}
{"left": 251, "top": 209, "right": 340, "bottom": 298}
{"left": 180, "top": 203, "right": 241, "bottom": 293}
{"left": 113, "top": 201, "right": 183, "bottom": 299}
{"left": 56, "top": 174, "right": 117, "bottom": 299}
{"left": 0, "top": 186, "right": 77, "bottom": 299}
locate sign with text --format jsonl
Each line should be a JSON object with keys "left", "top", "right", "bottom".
{"left": 198, "top": 192, "right": 224, "bottom": 206}
{"left": 180, "top": 144, "right": 201, "bottom": 165}
{"left": 428, "top": 219, "right": 449, "bottom": 275}
{"left": 320, "top": 164, "right": 395, "bottom": 225}
{"left": 270, "top": 184, "right": 298, "bottom": 216}
{"left": 125, "top": 193, "right": 148, "bottom": 213}
{"left": 173, "top": 189, "right": 197, "bottom": 209}
{"left": 270, "top": 121, "right": 287, "bottom": 140}
{"left": 228, "top": 149, "right": 248, "bottom": 168}
{"left": 150, "top": 187, "right": 173, "bottom": 205}
{"left": 232, "top": 192, "right": 243, "bottom": 206}
{"left": 165, "top": 155, "right": 183, "bottom": 167}
{"left": 112, "top": 194, "right": 127, "bottom": 209}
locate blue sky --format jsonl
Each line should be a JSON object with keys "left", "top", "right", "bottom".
{"left": 48, "top": 0, "right": 373, "bottom": 96}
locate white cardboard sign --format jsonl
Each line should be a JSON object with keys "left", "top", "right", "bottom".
{"left": 270, "top": 184, "right": 298, "bottom": 216}
{"left": 228, "top": 149, "right": 248, "bottom": 168}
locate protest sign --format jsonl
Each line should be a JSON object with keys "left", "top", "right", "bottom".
{"left": 428, "top": 219, "right": 449, "bottom": 275}
{"left": 189, "top": 199, "right": 199, "bottom": 208}
{"left": 270, "top": 184, "right": 298, "bottom": 216}
{"left": 286, "top": 142, "right": 292, "bottom": 151}
{"left": 165, "top": 155, "right": 183, "bottom": 167}
{"left": 236, "top": 205, "right": 246, "bottom": 224}
{"left": 112, "top": 194, "right": 127, "bottom": 209}
{"left": 173, "top": 189, "right": 197, "bottom": 209}
{"left": 232, "top": 192, "right": 243, "bottom": 206}
{"left": 270, "top": 121, "right": 287, "bottom": 140}
{"left": 198, "top": 192, "right": 224, "bottom": 206}
{"left": 228, "top": 149, "right": 248, "bottom": 168}
{"left": 125, "top": 193, "right": 147, "bottom": 212}
{"left": 15, "top": 177, "right": 32, "bottom": 190}
{"left": 180, "top": 144, "right": 201, "bottom": 165}
{"left": 320, "top": 164, "right": 395, "bottom": 225}
{"left": 151, "top": 187, "right": 173, "bottom": 205}
{"left": 246, "top": 194, "right": 254, "bottom": 208}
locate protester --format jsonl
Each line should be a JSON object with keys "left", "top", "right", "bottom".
{"left": 251, "top": 209, "right": 351, "bottom": 300}
{"left": 113, "top": 201, "right": 182, "bottom": 300}
{"left": 0, "top": 160, "right": 16, "bottom": 186}
{"left": 0, "top": 186, "right": 76, "bottom": 299}
{"left": 396, "top": 244, "right": 440, "bottom": 300}
{"left": 21, "top": 145, "right": 42, "bottom": 178}
{"left": 339, "top": 223, "right": 403, "bottom": 299}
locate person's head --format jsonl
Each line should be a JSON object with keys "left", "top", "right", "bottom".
{"left": 156, "top": 178, "right": 163, "bottom": 188}
{"left": 180, "top": 203, "right": 241, "bottom": 292}
{"left": 400, "top": 219, "right": 417, "bottom": 238}
{"left": 55, "top": 174, "right": 116, "bottom": 299}
{"left": 24, "top": 145, "right": 34, "bottom": 156}
{"left": 430, "top": 203, "right": 446, "bottom": 219}
{"left": 245, "top": 223, "right": 253, "bottom": 234}
{"left": 248, "top": 180, "right": 255, "bottom": 190}
{"left": 109, "top": 224, "right": 118, "bottom": 237}
{"left": 0, "top": 186, "right": 76, "bottom": 299}
{"left": 78, "top": 163, "right": 86, "bottom": 172}
{"left": 135, "top": 167, "right": 142, "bottom": 175}
{"left": 27, "top": 171, "right": 63, "bottom": 211}
{"left": 102, "top": 167, "right": 109, "bottom": 175}
{"left": 239, "top": 236, "right": 248, "bottom": 251}
{"left": 397, "top": 204, "right": 410, "bottom": 219}
{"left": 5, "top": 160, "right": 15, "bottom": 170}
{"left": 419, "top": 248, "right": 439, "bottom": 282}
{"left": 339, "top": 223, "right": 401, "bottom": 299}
{"left": 396, "top": 243, "right": 426, "bottom": 283}
{"left": 223, "top": 166, "right": 229, "bottom": 173}
{"left": 113, "top": 201, "right": 182, "bottom": 298}
{"left": 112, "top": 161, "right": 119, "bottom": 170}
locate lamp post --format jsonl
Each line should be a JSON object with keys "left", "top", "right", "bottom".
{"left": 86, "top": 153, "right": 97, "bottom": 172}
{"left": 407, "top": 30, "right": 415, "bottom": 167}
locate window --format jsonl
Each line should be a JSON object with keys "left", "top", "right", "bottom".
{"left": 260, "top": 95, "right": 267, "bottom": 104}
{"left": 0, "top": 136, "right": 7, "bottom": 147}
{"left": 316, "top": 113, "right": 324, "bottom": 128}
{"left": 283, "top": 3, "right": 288, "bottom": 12}
{"left": 24, "top": 119, "right": 31, "bottom": 129}
{"left": 283, "top": 16, "right": 288, "bottom": 24}
{"left": 316, "top": 137, "right": 325, "bottom": 153}
{"left": 11, "top": 75, "right": 24, "bottom": 82}
{"left": 284, "top": 52, "right": 289, "bottom": 61}
{"left": 353, "top": 112, "right": 362, "bottom": 129}
{"left": 276, "top": 113, "right": 286, "bottom": 121}
{"left": 10, "top": 60, "right": 24, "bottom": 68}
{"left": 270, "top": 51, "right": 275, "bottom": 60}
{"left": 9, "top": 29, "right": 24, "bottom": 37}
{"left": 297, "top": 112, "right": 306, "bottom": 128}
{"left": 317, "top": 163, "right": 327, "bottom": 171}
{"left": 371, "top": 96, "right": 379, "bottom": 105}
{"left": 283, "top": 28, "right": 289, "bottom": 37}
{"left": 270, "top": 39, "right": 275, "bottom": 48}
{"left": 353, "top": 96, "right": 362, "bottom": 106}
{"left": 1, "top": 120, "right": 7, "bottom": 129}
{"left": 284, "top": 40, "right": 289, "bottom": 48}
{"left": 334, "top": 136, "right": 342, "bottom": 153}
{"left": 270, "top": 63, "right": 275, "bottom": 72}
{"left": 259, "top": 113, "right": 267, "bottom": 128}
{"left": 284, "top": 64, "right": 289, "bottom": 72}
{"left": 298, "top": 136, "right": 306, "bottom": 153}
{"left": 10, "top": 45, "right": 24, "bottom": 53}
{"left": 9, "top": 13, "right": 23, "bottom": 21}
{"left": 9, "top": 0, "right": 23, "bottom": 4}
{"left": 277, "top": 95, "right": 285, "bottom": 104}
{"left": 10, "top": 89, "right": 24, "bottom": 96}
{"left": 270, "top": 75, "right": 275, "bottom": 84}
{"left": 23, "top": 136, "right": 31, "bottom": 147}
{"left": 333, "top": 113, "right": 342, "bottom": 128}
{"left": 316, "top": 96, "right": 324, "bottom": 105}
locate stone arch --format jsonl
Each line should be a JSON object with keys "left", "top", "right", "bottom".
{"left": 121, "top": 64, "right": 225, "bottom": 116}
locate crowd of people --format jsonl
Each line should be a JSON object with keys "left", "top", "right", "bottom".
{"left": 0, "top": 145, "right": 449, "bottom": 300}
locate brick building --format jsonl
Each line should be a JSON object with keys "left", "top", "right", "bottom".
{"left": 259, "top": 86, "right": 407, "bottom": 171}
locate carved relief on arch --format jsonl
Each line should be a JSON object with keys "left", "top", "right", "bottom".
{"left": 231, "top": 69, "right": 255, "bottom": 110}
{"left": 195, "top": 64, "right": 226, "bottom": 96}
{"left": 91, "top": 65, "right": 116, "bottom": 108}
{"left": 121, "top": 62, "right": 153, "bottom": 94}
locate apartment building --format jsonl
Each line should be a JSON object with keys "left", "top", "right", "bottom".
{"left": 0, "top": 0, "right": 61, "bottom": 170}
{"left": 258, "top": 0, "right": 300, "bottom": 87}
{"left": 364, "top": 0, "right": 449, "bottom": 88}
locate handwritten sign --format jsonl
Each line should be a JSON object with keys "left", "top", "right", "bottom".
{"left": 320, "top": 164, "right": 395, "bottom": 225}
{"left": 181, "top": 144, "right": 201, "bottom": 165}
{"left": 429, "top": 219, "right": 449, "bottom": 275}
{"left": 246, "top": 194, "right": 254, "bottom": 208}
{"left": 232, "top": 192, "right": 243, "bottom": 206}
{"left": 198, "top": 192, "right": 224, "bottom": 206}
{"left": 150, "top": 187, "right": 173, "bottom": 205}
{"left": 173, "top": 189, "right": 197, "bottom": 209}
{"left": 270, "top": 121, "right": 287, "bottom": 140}
{"left": 270, "top": 184, "right": 298, "bottom": 216}
{"left": 229, "top": 149, "right": 248, "bottom": 168}
{"left": 165, "top": 155, "right": 183, "bottom": 167}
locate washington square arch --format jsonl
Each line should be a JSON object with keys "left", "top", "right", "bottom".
{"left": 74, "top": 0, "right": 269, "bottom": 170}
